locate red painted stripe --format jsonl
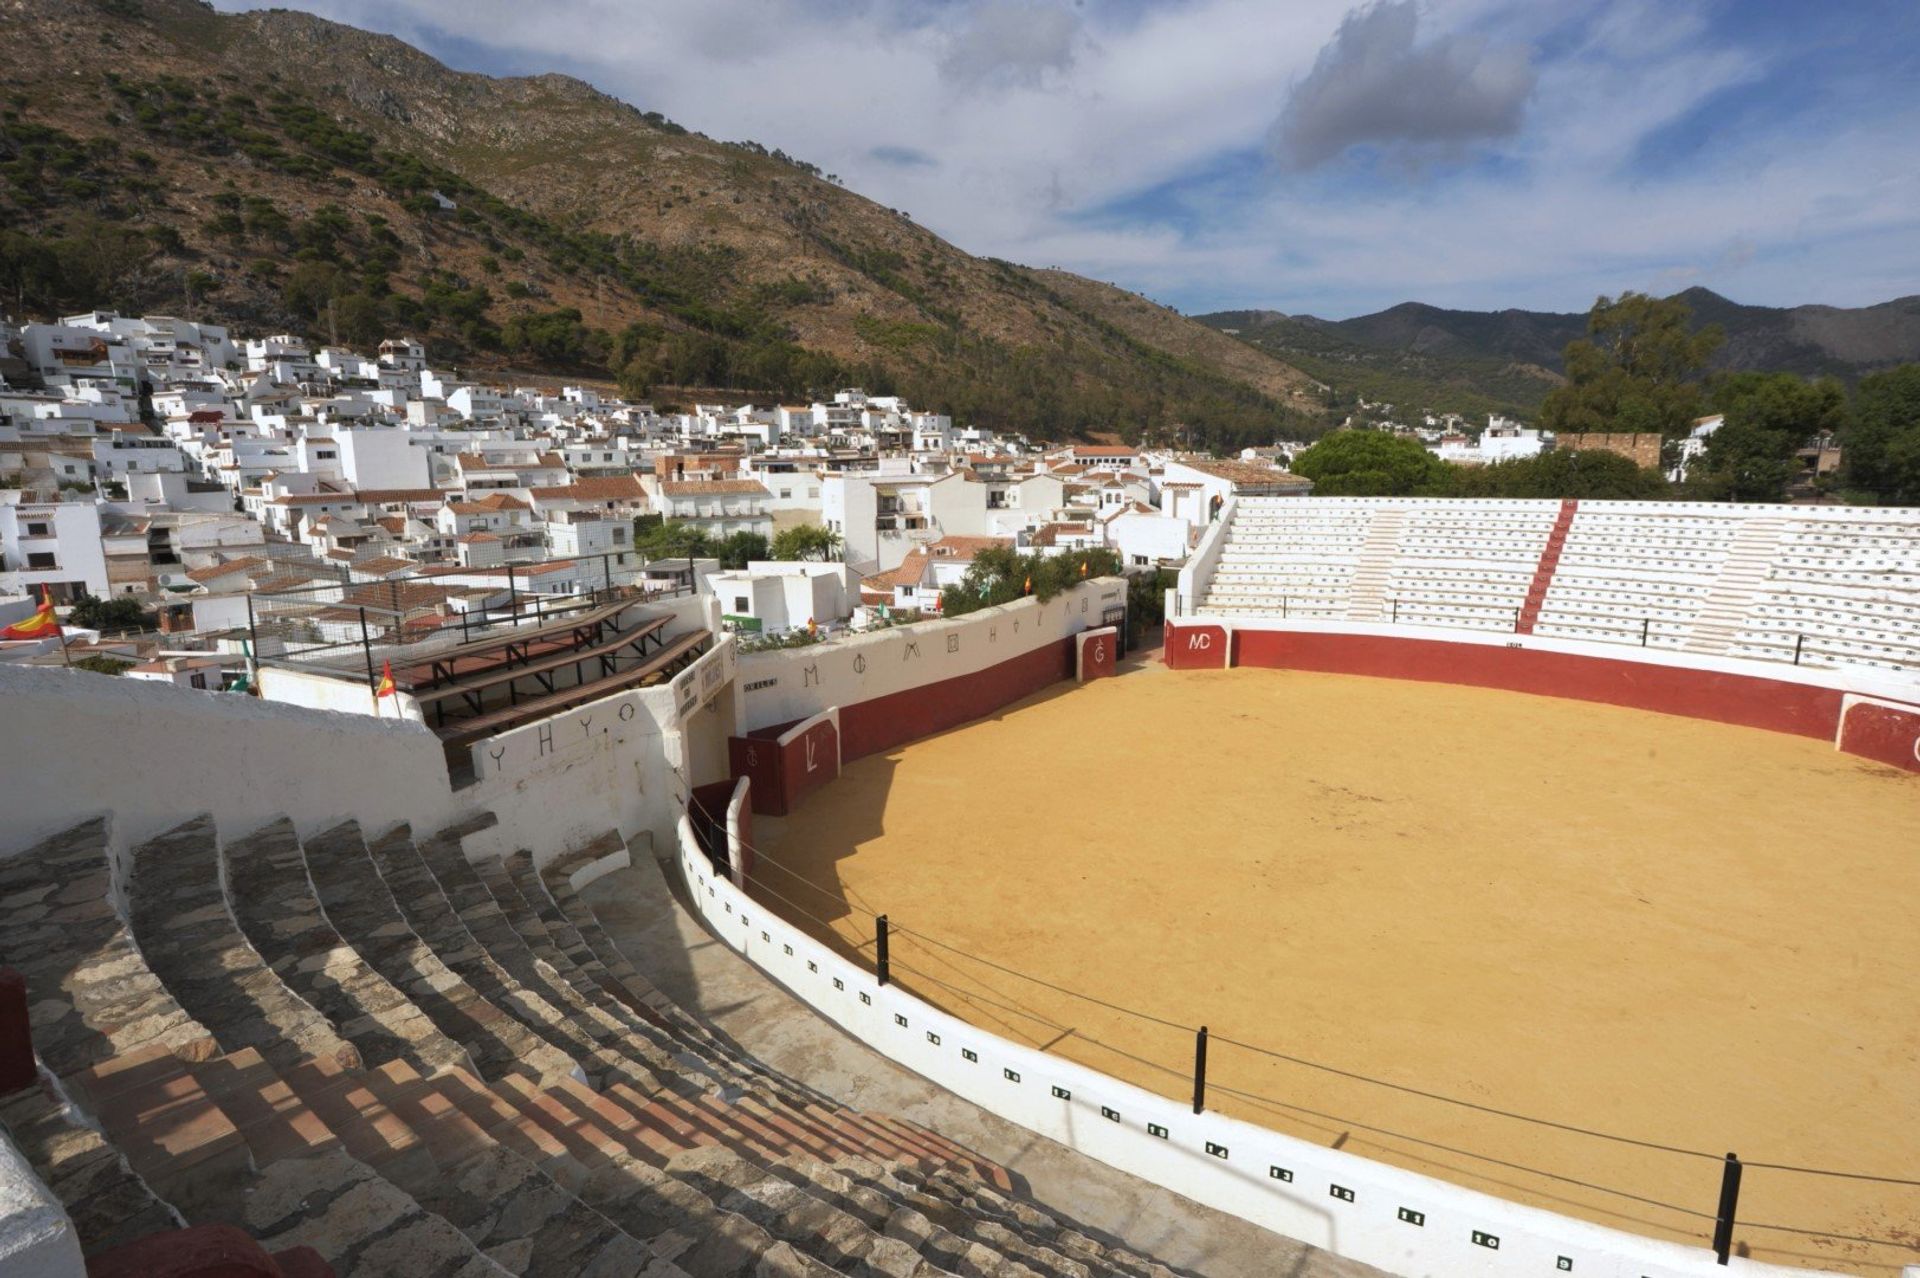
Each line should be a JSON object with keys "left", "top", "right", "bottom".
{"left": 1516, "top": 499, "right": 1578, "bottom": 635}
{"left": 1230, "top": 628, "right": 1845, "bottom": 741}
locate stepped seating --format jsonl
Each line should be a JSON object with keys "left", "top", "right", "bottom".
{"left": 1191, "top": 497, "right": 1920, "bottom": 677}
{"left": 437, "top": 629, "right": 713, "bottom": 750}
{"left": 2, "top": 813, "right": 1181, "bottom": 1278}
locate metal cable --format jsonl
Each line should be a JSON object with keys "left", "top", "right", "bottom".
{"left": 704, "top": 809, "right": 1920, "bottom": 1190}
{"left": 1208, "top": 1032, "right": 1720, "bottom": 1162}
{"left": 1205, "top": 1081, "right": 1717, "bottom": 1222}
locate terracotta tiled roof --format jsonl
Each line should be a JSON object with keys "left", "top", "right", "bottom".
{"left": 186, "top": 556, "right": 267, "bottom": 583}
{"left": 659, "top": 479, "right": 769, "bottom": 497}
{"left": 527, "top": 475, "right": 648, "bottom": 503}
{"left": 925, "top": 535, "right": 1013, "bottom": 560}
{"left": 456, "top": 532, "right": 501, "bottom": 544}
{"left": 353, "top": 488, "right": 445, "bottom": 504}
{"left": 861, "top": 549, "right": 929, "bottom": 592}
{"left": 1180, "top": 460, "right": 1312, "bottom": 489}
{"left": 351, "top": 556, "right": 418, "bottom": 576}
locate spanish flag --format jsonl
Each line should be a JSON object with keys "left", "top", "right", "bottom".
{"left": 1, "top": 590, "right": 60, "bottom": 641}
{"left": 1022, "top": 574, "right": 1032, "bottom": 595}
{"left": 374, "top": 659, "right": 396, "bottom": 698}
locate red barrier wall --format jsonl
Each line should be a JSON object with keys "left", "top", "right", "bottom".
{"left": 729, "top": 712, "right": 841, "bottom": 816}
{"left": 0, "top": 967, "right": 32, "bottom": 1094}
{"left": 1229, "top": 628, "right": 1847, "bottom": 740}
{"left": 86, "top": 1224, "right": 334, "bottom": 1278}
{"left": 781, "top": 715, "right": 841, "bottom": 813}
{"left": 729, "top": 633, "right": 1075, "bottom": 790}
{"left": 1165, "top": 622, "right": 1229, "bottom": 670}
{"left": 838, "top": 636, "right": 1075, "bottom": 760}
{"left": 1837, "top": 698, "right": 1920, "bottom": 772}
{"left": 1077, "top": 626, "right": 1117, "bottom": 682}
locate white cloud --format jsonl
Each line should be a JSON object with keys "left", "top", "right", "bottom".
{"left": 219, "top": 0, "right": 1920, "bottom": 316}
{"left": 1270, "top": 0, "right": 1537, "bottom": 169}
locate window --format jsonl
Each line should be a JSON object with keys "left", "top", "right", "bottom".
{"left": 779, "top": 489, "right": 791, "bottom": 499}
{"left": 27, "top": 552, "right": 56, "bottom": 569}
{"left": 25, "top": 522, "right": 48, "bottom": 537}
{"left": 734, "top": 597, "right": 749, "bottom": 612}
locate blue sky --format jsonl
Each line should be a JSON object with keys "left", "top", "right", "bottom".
{"left": 224, "top": 0, "right": 1920, "bottom": 319}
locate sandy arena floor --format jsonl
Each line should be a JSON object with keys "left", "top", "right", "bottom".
{"left": 747, "top": 658, "right": 1920, "bottom": 1274}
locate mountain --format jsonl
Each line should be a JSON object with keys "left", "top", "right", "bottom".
{"left": 1198, "top": 290, "right": 1920, "bottom": 422}
{"left": 0, "top": 0, "right": 1319, "bottom": 446}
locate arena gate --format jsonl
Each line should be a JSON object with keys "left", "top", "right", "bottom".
{"left": 727, "top": 707, "right": 843, "bottom": 817}
{"left": 1835, "top": 694, "right": 1920, "bottom": 772}
{"left": 1076, "top": 626, "right": 1118, "bottom": 683}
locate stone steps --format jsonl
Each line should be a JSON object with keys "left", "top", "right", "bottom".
{"left": 299, "top": 820, "right": 578, "bottom": 1085}
{"left": 365, "top": 825, "right": 643, "bottom": 1088}
{"left": 4, "top": 813, "right": 1195, "bottom": 1278}
{"left": 129, "top": 816, "right": 359, "bottom": 1075}
{"left": 0, "top": 818, "right": 216, "bottom": 1076}
{"left": 537, "top": 842, "right": 840, "bottom": 1113}
{"left": 0, "top": 1069, "right": 181, "bottom": 1257}
{"left": 224, "top": 818, "right": 475, "bottom": 1078}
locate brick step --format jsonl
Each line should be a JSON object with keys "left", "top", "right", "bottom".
{"left": 62, "top": 1040, "right": 255, "bottom": 1219}
{"left": 277, "top": 1055, "right": 657, "bottom": 1277}
{"left": 0, "top": 1068, "right": 182, "bottom": 1257}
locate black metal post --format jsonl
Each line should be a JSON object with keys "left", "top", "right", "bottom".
{"left": 507, "top": 563, "right": 518, "bottom": 619}
{"left": 1642, "top": 617, "right": 1650, "bottom": 647}
{"left": 461, "top": 608, "right": 470, "bottom": 644}
{"left": 245, "top": 591, "right": 258, "bottom": 656}
{"left": 358, "top": 606, "right": 375, "bottom": 690}
{"left": 1794, "top": 634, "right": 1804, "bottom": 666}
{"left": 1513, "top": 606, "right": 1521, "bottom": 633}
{"left": 875, "top": 915, "right": 890, "bottom": 987}
{"left": 1391, "top": 597, "right": 1398, "bottom": 624}
{"left": 1192, "top": 1025, "right": 1209, "bottom": 1114}
{"left": 602, "top": 552, "right": 612, "bottom": 601}
{"left": 1282, "top": 595, "right": 1288, "bottom": 620}
{"left": 1712, "top": 1152, "right": 1743, "bottom": 1265}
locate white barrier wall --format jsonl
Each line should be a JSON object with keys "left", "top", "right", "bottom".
{"left": 0, "top": 1130, "right": 83, "bottom": 1278}
{"left": 1175, "top": 500, "right": 1235, "bottom": 617}
{"left": 0, "top": 664, "right": 460, "bottom": 858}
{"left": 734, "top": 579, "right": 1127, "bottom": 737}
{"left": 463, "top": 636, "right": 739, "bottom": 866}
{"left": 674, "top": 820, "right": 1831, "bottom": 1278}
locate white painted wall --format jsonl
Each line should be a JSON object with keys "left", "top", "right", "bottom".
{"left": 734, "top": 579, "right": 1126, "bottom": 735}
{"left": 0, "top": 1130, "right": 83, "bottom": 1278}
{"left": 673, "top": 822, "right": 1831, "bottom": 1278}
{"left": 0, "top": 664, "right": 459, "bottom": 860}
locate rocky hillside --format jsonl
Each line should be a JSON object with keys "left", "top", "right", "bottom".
{"left": 0, "top": 0, "right": 1318, "bottom": 446}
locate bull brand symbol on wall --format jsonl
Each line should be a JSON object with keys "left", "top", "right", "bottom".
{"left": 852, "top": 653, "right": 867, "bottom": 675}
{"left": 804, "top": 733, "right": 820, "bottom": 773}
{"left": 1187, "top": 630, "right": 1214, "bottom": 650}
{"left": 946, "top": 633, "right": 959, "bottom": 653}
{"left": 802, "top": 663, "right": 820, "bottom": 687}
{"left": 1091, "top": 636, "right": 1107, "bottom": 664}
{"left": 902, "top": 639, "right": 919, "bottom": 661}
